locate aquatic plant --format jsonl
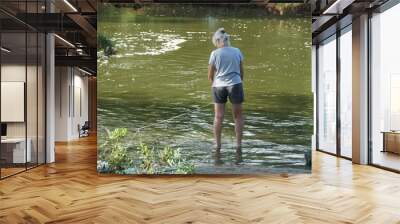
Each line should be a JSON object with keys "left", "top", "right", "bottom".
{"left": 159, "top": 146, "right": 195, "bottom": 174}
{"left": 137, "top": 143, "right": 157, "bottom": 174}
{"left": 98, "top": 128, "right": 195, "bottom": 174}
{"left": 99, "top": 128, "right": 133, "bottom": 172}
{"left": 137, "top": 143, "right": 195, "bottom": 174}
{"left": 98, "top": 34, "right": 116, "bottom": 56}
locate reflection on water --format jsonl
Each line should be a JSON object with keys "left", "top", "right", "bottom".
{"left": 98, "top": 5, "right": 312, "bottom": 174}
{"left": 111, "top": 31, "right": 187, "bottom": 56}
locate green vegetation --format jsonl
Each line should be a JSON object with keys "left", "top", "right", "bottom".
{"left": 98, "top": 128, "right": 195, "bottom": 174}
{"left": 114, "top": 2, "right": 143, "bottom": 10}
{"left": 99, "top": 128, "right": 133, "bottom": 172}
{"left": 138, "top": 143, "right": 195, "bottom": 174}
{"left": 265, "top": 3, "right": 310, "bottom": 16}
{"left": 110, "top": 3, "right": 309, "bottom": 17}
{"left": 97, "top": 34, "right": 116, "bottom": 56}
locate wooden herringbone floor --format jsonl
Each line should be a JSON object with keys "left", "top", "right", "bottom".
{"left": 1, "top": 136, "right": 400, "bottom": 224}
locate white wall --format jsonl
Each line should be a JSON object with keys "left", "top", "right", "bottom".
{"left": 1, "top": 82, "right": 25, "bottom": 122}
{"left": 1, "top": 63, "right": 46, "bottom": 164}
{"left": 55, "top": 66, "right": 70, "bottom": 141}
{"left": 1, "top": 65, "right": 25, "bottom": 81}
{"left": 1, "top": 65, "right": 26, "bottom": 139}
{"left": 55, "top": 67, "right": 89, "bottom": 141}
{"left": 72, "top": 72, "right": 89, "bottom": 138}
{"left": 1, "top": 65, "right": 41, "bottom": 137}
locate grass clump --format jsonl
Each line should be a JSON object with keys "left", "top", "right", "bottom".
{"left": 99, "top": 128, "right": 133, "bottom": 173}
{"left": 98, "top": 128, "right": 195, "bottom": 174}
{"left": 138, "top": 143, "right": 195, "bottom": 174}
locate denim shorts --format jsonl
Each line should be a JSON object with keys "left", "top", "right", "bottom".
{"left": 212, "top": 83, "right": 244, "bottom": 104}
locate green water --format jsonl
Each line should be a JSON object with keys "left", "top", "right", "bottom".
{"left": 98, "top": 5, "right": 312, "bottom": 173}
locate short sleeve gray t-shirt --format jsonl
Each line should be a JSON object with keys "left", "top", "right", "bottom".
{"left": 209, "top": 47, "right": 243, "bottom": 87}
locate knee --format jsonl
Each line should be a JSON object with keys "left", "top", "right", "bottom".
{"left": 214, "top": 113, "right": 224, "bottom": 123}
{"left": 233, "top": 111, "right": 242, "bottom": 121}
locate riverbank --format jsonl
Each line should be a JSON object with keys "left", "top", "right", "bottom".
{"left": 105, "top": 3, "right": 310, "bottom": 17}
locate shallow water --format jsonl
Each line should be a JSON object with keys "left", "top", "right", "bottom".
{"left": 98, "top": 5, "right": 312, "bottom": 173}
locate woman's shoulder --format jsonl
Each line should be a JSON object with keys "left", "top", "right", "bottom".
{"left": 211, "top": 47, "right": 241, "bottom": 55}
{"left": 225, "top": 47, "right": 241, "bottom": 53}
{"left": 209, "top": 49, "right": 217, "bottom": 57}
{"left": 211, "top": 48, "right": 221, "bottom": 54}
{"left": 232, "top": 47, "right": 242, "bottom": 52}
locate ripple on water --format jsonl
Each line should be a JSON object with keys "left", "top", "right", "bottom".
{"left": 111, "top": 32, "right": 187, "bottom": 57}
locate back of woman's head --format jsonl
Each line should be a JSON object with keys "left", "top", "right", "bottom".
{"left": 212, "top": 28, "right": 231, "bottom": 47}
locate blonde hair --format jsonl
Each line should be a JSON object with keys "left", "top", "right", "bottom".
{"left": 212, "top": 28, "right": 230, "bottom": 47}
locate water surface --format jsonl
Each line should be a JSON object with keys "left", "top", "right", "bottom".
{"left": 98, "top": 5, "right": 312, "bottom": 174}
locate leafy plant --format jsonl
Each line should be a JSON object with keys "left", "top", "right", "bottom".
{"left": 176, "top": 163, "right": 195, "bottom": 175}
{"left": 138, "top": 143, "right": 157, "bottom": 174}
{"left": 160, "top": 146, "right": 178, "bottom": 166}
{"left": 98, "top": 128, "right": 195, "bottom": 174}
{"left": 136, "top": 143, "right": 195, "bottom": 174}
{"left": 159, "top": 146, "right": 195, "bottom": 174}
{"left": 98, "top": 34, "right": 116, "bottom": 56}
{"left": 100, "top": 128, "right": 132, "bottom": 171}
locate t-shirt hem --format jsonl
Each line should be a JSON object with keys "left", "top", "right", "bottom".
{"left": 212, "top": 80, "right": 242, "bottom": 88}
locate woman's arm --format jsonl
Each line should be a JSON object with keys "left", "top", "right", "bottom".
{"left": 240, "top": 61, "right": 244, "bottom": 81}
{"left": 208, "top": 64, "right": 216, "bottom": 84}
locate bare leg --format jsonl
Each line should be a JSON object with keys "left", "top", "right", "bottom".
{"left": 213, "top": 103, "right": 225, "bottom": 151}
{"left": 232, "top": 103, "right": 243, "bottom": 150}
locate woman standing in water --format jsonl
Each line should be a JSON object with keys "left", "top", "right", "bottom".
{"left": 208, "top": 28, "right": 244, "bottom": 163}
